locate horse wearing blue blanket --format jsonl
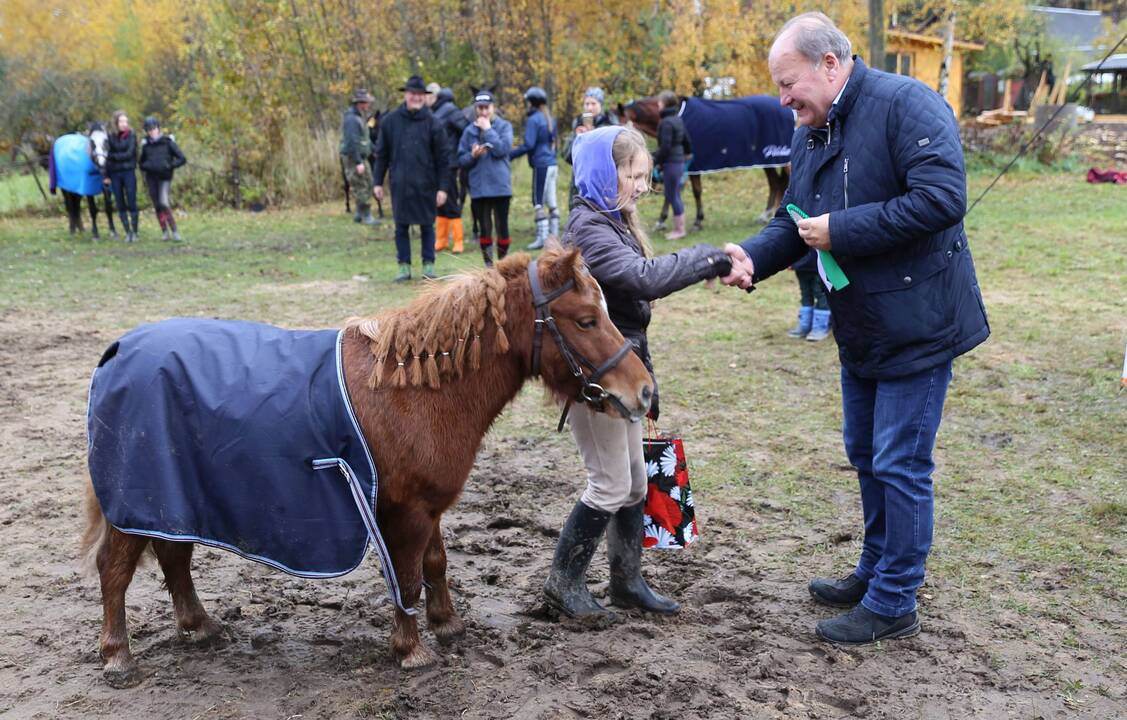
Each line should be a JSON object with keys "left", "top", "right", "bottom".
{"left": 81, "top": 248, "right": 654, "bottom": 686}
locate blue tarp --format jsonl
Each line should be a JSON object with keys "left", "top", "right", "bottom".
{"left": 680, "top": 96, "right": 794, "bottom": 174}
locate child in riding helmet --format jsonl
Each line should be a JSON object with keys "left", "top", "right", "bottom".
{"left": 139, "top": 117, "right": 187, "bottom": 242}
{"left": 544, "top": 126, "right": 730, "bottom": 620}
{"left": 509, "top": 86, "right": 558, "bottom": 251}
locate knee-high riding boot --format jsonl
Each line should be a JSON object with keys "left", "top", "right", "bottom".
{"left": 543, "top": 500, "right": 614, "bottom": 618}
{"left": 607, "top": 500, "right": 680, "bottom": 614}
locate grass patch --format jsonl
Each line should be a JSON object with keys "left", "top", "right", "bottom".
{"left": 0, "top": 173, "right": 50, "bottom": 214}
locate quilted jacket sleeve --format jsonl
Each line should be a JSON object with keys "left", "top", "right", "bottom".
{"left": 574, "top": 219, "right": 728, "bottom": 301}
{"left": 828, "top": 83, "right": 967, "bottom": 257}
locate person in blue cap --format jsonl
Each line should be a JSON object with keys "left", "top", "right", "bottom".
{"left": 542, "top": 125, "right": 730, "bottom": 621}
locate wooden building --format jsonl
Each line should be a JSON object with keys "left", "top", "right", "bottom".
{"left": 884, "top": 29, "right": 985, "bottom": 117}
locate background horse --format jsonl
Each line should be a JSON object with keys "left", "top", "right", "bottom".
{"left": 620, "top": 95, "right": 794, "bottom": 230}
{"left": 50, "top": 124, "right": 117, "bottom": 239}
{"left": 81, "top": 247, "right": 654, "bottom": 687}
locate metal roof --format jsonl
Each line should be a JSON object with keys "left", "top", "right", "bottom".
{"left": 1081, "top": 54, "right": 1127, "bottom": 73}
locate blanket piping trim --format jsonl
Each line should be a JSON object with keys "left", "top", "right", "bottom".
{"left": 324, "top": 328, "right": 414, "bottom": 615}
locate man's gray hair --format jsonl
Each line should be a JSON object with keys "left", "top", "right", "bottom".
{"left": 776, "top": 12, "right": 852, "bottom": 65}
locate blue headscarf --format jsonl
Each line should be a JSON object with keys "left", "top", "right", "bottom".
{"left": 572, "top": 125, "right": 625, "bottom": 221}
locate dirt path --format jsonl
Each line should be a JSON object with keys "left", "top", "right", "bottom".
{"left": 0, "top": 308, "right": 1120, "bottom": 719}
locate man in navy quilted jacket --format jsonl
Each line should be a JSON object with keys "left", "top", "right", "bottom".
{"left": 723, "top": 12, "right": 989, "bottom": 645}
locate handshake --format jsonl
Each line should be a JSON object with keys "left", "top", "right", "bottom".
{"left": 701, "top": 243, "right": 756, "bottom": 290}
{"left": 720, "top": 243, "right": 756, "bottom": 290}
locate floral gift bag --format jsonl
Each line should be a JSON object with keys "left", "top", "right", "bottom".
{"left": 641, "top": 432, "right": 698, "bottom": 549}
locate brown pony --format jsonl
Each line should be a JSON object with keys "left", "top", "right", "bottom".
{"left": 618, "top": 95, "right": 791, "bottom": 229}
{"left": 81, "top": 247, "right": 653, "bottom": 687}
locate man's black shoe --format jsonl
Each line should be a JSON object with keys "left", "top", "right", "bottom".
{"left": 815, "top": 604, "right": 920, "bottom": 646}
{"left": 808, "top": 572, "right": 868, "bottom": 608}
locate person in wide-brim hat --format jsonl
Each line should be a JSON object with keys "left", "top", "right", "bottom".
{"left": 350, "top": 89, "right": 375, "bottom": 104}
{"left": 400, "top": 75, "right": 429, "bottom": 93}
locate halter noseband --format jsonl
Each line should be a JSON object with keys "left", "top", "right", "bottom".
{"left": 526, "top": 259, "right": 635, "bottom": 420}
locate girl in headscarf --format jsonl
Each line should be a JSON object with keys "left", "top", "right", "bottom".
{"left": 543, "top": 126, "right": 729, "bottom": 620}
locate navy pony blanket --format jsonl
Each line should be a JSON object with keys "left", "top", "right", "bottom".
{"left": 679, "top": 96, "right": 794, "bottom": 173}
{"left": 87, "top": 318, "right": 413, "bottom": 613}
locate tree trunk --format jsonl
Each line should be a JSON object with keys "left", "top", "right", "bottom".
{"left": 868, "top": 0, "right": 884, "bottom": 70}
{"left": 938, "top": 1, "right": 958, "bottom": 98}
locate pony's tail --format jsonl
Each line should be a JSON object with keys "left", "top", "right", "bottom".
{"left": 80, "top": 479, "right": 153, "bottom": 574}
{"left": 80, "top": 480, "right": 110, "bottom": 575}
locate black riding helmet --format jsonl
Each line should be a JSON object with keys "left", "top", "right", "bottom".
{"left": 142, "top": 117, "right": 160, "bottom": 132}
{"left": 524, "top": 86, "right": 548, "bottom": 106}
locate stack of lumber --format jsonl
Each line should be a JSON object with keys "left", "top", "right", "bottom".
{"left": 975, "top": 79, "right": 1027, "bottom": 126}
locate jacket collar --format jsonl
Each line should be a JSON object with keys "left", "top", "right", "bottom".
{"left": 659, "top": 106, "right": 677, "bottom": 119}
{"left": 827, "top": 56, "right": 867, "bottom": 126}
{"left": 398, "top": 103, "right": 431, "bottom": 120}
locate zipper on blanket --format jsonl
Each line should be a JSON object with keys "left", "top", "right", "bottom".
{"left": 843, "top": 157, "right": 849, "bottom": 209}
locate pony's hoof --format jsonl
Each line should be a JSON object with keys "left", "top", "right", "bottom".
{"left": 103, "top": 663, "right": 143, "bottom": 689}
{"left": 398, "top": 642, "right": 440, "bottom": 669}
{"left": 431, "top": 615, "right": 466, "bottom": 645}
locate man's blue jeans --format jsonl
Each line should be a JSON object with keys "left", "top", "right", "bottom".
{"left": 395, "top": 223, "right": 436, "bottom": 264}
{"left": 841, "top": 360, "right": 953, "bottom": 618}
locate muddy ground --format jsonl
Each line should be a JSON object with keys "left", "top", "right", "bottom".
{"left": 0, "top": 306, "right": 1122, "bottom": 720}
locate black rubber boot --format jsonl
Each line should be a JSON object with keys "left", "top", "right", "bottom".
{"left": 543, "top": 501, "right": 613, "bottom": 618}
{"left": 607, "top": 501, "right": 680, "bottom": 614}
{"left": 480, "top": 242, "right": 494, "bottom": 268}
{"left": 496, "top": 241, "right": 510, "bottom": 261}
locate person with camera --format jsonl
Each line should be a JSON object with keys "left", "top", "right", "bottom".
{"left": 457, "top": 90, "right": 513, "bottom": 267}
{"left": 561, "top": 86, "right": 619, "bottom": 211}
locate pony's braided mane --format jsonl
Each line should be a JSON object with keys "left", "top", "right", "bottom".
{"left": 348, "top": 248, "right": 589, "bottom": 390}
{"left": 347, "top": 259, "right": 530, "bottom": 390}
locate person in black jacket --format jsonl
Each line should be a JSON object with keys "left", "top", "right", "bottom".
{"left": 431, "top": 87, "right": 469, "bottom": 253}
{"left": 543, "top": 126, "right": 729, "bottom": 621}
{"left": 723, "top": 13, "right": 988, "bottom": 646}
{"left": 106, "top": 110, "right": 140, "bottom": 242}
{"left": 373, "top": 75, "right": 452, "bottom": 282}
{"left": 139, "top": 117, "right": 187, "bottom": 242}
{"left": 652, "top": 90, "right": 691, "bottom": 240}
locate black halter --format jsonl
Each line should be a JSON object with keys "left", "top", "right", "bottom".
{"left": 526, "top": 259, "right": 636, "bottom": 427}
